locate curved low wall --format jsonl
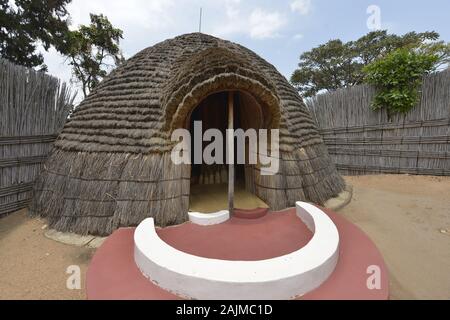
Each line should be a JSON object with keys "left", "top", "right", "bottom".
{"left": 188, "top": 210, "right": 230, "bottom": 225}
{"left": 134, "top": 201, "right": 340, "bottom": 299}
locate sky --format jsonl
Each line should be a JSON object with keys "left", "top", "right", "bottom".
{"left": 42, "top": 0, "right": 450, "bottom": 98}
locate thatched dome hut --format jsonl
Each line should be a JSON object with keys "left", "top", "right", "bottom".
{"left": 30, "top": 33, "right": 345, "bottom": 235}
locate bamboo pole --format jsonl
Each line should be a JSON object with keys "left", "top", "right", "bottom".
{"left": 228, "top": 91, "right": 234, "bottom": 214}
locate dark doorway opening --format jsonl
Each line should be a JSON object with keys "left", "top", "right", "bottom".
{"left": 187, "top": 91, "right": 264, "bottom": 186}
{"left": 186, "top": 91, "right": 268, "bottom": 212}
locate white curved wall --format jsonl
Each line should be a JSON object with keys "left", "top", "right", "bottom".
{"left": 134, "top": 201, "right": 339, "bottom": 300}
{"left": 188, "top": 210, "right": 230, "bottom": 225}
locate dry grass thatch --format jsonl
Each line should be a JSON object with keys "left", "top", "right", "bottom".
{"left": 30, "top": 33, "right": 345, "bottom": 235}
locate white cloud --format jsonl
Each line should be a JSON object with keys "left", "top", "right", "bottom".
{"left": 249, "top": 9, "right": 286, "bottom": 39}
{"left": 225, "top": 0, "right": 241, "bottom": 19}
{"left": 39, "top": 0, "right": 293, "bottom": 99}
{"left": 42, "top": 0, "right": 178, "bottom": 98}
{"left": 213, "top": 6, "right": 286, "bottom": 40}
{"left": 290, "top": 0, "right": 312, "bottom": 15}
{"left": 68, "top": 0, "right": 175, "bottom": 31}
{"left": 293, "top": 33, "right": 303, "bottom": 40}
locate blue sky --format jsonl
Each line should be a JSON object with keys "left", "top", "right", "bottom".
{"left": 43, "top": 0, "right": 450, "bottom": 96}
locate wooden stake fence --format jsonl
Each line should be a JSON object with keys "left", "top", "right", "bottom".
{"left": 0, "top": 58, "right": 75, "bottom": 216}
{"left": 306, "top": 70, "right": 450, "bottom": 176}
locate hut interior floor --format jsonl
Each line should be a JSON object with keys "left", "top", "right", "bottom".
{"left": 188, "top": 182, "right": 268, "bottom": 213}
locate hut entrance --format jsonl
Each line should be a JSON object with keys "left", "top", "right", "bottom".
{"left": 186, "top": 91, "right": 269, "bottom": 213}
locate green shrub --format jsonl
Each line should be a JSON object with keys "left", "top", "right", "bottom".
{"left": 363, "top": 48, "right": 438, "bottom": 116}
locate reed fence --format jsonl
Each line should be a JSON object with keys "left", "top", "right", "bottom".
{"left": 306, "top": 69, "right": 450, "bottom": 176}
{"left": 0, "top": 58, "right": 74, "bottom": 216}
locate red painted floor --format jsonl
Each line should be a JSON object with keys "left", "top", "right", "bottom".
{"left": 158, "top": 208, "right": 311, "bottom": 261}
{"left": 86, "top": 207, "right": 389, "bottom": 300}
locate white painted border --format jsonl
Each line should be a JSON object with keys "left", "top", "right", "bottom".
{"left": 188, "top": 210, "right": 230, "bottom": 225}
{"left": 134, "top": 201, "right": 339, "bottom": 299}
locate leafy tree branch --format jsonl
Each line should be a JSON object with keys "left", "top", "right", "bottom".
{"left": 61, "top": 14, "right": 125, "bottom": 97}
{"left": 363, "top": 48, "right": 439, "bottom": 117}
{"left": 291, "top": 30, "right": 447, "bottom": 97}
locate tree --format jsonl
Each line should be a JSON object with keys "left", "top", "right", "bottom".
{"left": 62, "top": 14, "right": 125, "bottom": 97}
{"left": 0, "top": 0, "right": 71, "bottom": 70}
{"left": 290, "top": 30, "right": 446, "bottom": 97}
{"left": 363, "top": 48, "right": 438, "bottom": 116}
{"left": 290, "top": 39, "right": 357, "bottom": 97}
{"left": 1, "top": 3, "right": 125, "bottom": 98}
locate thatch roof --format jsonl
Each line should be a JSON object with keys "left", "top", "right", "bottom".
{"left": 30, "top": 33, "right": 345, "bottom": 235}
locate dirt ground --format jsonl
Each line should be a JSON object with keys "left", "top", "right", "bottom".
{"left": 0, "top": 174, "right": 449, "bottom": 300}
{"left": 0, "top": 210, "right": 93, "bottom": 299}
{"left": 341, "top": 175, "right": 450, "bottom": 300}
